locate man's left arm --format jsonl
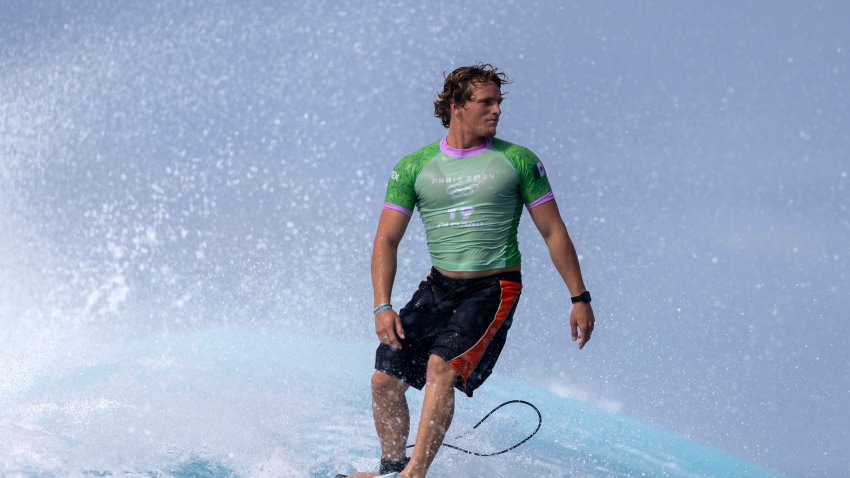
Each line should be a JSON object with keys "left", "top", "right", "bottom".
{"left": 528, "top": 200, "right": 595, "bottom": 349}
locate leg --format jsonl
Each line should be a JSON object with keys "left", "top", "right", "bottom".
{"left": 372, "top": 370, "right": 411, "bottom": 462}
{"left": 403, "top": 354, "right": 457, "bottom": 478}
{"left": 346, "top": 372, "right": 411, "bottom": 478}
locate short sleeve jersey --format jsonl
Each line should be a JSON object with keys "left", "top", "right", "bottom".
{"left": 383, "top": 137, "right": 554, "bottom": 272}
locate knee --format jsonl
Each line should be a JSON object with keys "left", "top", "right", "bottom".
{"left": 425, "top": 354, "right": 457, "bottom": 386}
{"left": 372, "top": 370, "right": 407, "bottom": 396}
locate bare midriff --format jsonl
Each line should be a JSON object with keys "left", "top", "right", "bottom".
{"left": 434, "top": 263, "right": 521, "bottom": 280}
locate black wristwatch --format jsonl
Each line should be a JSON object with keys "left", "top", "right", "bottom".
{"left": 571, "top": 290, "right": 592, "bottom": 304}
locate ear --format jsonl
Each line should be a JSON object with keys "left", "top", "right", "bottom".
{"left": 450, "top": 100, "right": 464, "bottom": 118}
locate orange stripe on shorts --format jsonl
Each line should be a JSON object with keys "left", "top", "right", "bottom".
{"left": 449, "top": 280, "right": 522, "bottom": 385}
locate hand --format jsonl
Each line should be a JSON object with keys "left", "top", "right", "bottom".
{"left": 570, "top": 302, "right": 595, "bottom": 349}
{"left": 375, "top": 308, "right": 405, "bottom": 349}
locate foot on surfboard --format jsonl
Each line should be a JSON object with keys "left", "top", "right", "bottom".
{"left": 334, "top": 474, "right": 399, "bottom": 478}
{"left": 335, "top": 457, "right": 409, "bottom": 477}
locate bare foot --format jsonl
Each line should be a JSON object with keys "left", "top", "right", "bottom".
{"left": 346, "top": 473, "right": 380, "bottom": 478}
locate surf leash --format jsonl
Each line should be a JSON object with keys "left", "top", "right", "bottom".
{"left": 406, "top": 399, "right": 542, "bottom": 457}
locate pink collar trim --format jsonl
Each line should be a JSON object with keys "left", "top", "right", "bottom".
{"left": 440, "top": 137, "right": 492, "bottom": 158}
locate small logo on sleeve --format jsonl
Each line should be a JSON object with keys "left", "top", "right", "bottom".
{"left": 533, "top": 161, "right": 546, "bottom": 179}
{"left": 534, "top": 161, "right": 547, "bottom": 179}
{"left": 390, "top": 170, "right": 400, "bottom": 181}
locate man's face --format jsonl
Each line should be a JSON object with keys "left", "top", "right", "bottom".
{"left": 452, "top": 81, "right": 503, "bottom": 138}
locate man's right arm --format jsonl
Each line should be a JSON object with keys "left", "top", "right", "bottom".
{"left": 371, "top": 208, "right": 412, "bottom": 349}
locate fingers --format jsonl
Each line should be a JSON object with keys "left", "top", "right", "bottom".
{"left": 570, "top": 305, "right": 595, "bottom": 350}
{"left": 394, "top": 316, "right": 406, "bottom": 340}
{"left": 375, "top": 310, "right": 403, "bottom": 349}
{"left": 580, "top": 321, "right": 594, "bottom": 349}
{"left": 574, "top": 317, "right": 589, "bottom": 349}
{"left": 383, "top": 328, "right": 403, "bottom": 349}
{"left": 578, "top": 326, "right": 588, "bottom": 349}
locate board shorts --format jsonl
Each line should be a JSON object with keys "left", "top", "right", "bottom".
{"left": 375, "top": 267, "right": 523, "bottom": 397}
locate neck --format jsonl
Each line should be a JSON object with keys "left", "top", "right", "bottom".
{"left": 445, "top": 127, "right": 490, "bottom": 150}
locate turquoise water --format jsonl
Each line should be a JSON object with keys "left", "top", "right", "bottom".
{"left": 1, "top": 326, "right": 785, "bottom": 477}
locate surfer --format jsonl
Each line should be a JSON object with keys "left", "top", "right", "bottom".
{"left": 342, "top": 63, "right": 594, "bottom": 478}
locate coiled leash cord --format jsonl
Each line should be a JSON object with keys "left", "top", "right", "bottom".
{"left": 406, "top": 399, "right": 542, "bottom": 457}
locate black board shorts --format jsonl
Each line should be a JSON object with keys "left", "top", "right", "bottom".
{"left": 375, "top": 267, "right": 523, "bottom": 397}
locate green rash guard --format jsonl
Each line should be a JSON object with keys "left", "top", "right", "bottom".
{"left": 383, "top": 137, "right": 555, "bottom": 272}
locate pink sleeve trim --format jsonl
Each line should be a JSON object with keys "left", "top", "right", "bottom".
{"left": 383, "top": 202, "right": 412, "bottom": 217}
{"left": 527, "top": 192, "right": 555, "bottom": 209}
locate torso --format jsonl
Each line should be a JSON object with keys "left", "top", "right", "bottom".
{"left": 383, "top": 136, "right": 554, "bottom": 274}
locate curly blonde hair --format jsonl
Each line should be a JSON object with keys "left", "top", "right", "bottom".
{"left": 433, "top": 63, "right": 510, "bottom": 128}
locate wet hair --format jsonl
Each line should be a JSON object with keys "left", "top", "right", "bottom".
{"left": 433, "top": 63, "right": 510, "bottom": 128}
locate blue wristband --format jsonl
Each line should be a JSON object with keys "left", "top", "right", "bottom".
{"left": 373, "top": 304, "right": 392, "bottom": 315}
